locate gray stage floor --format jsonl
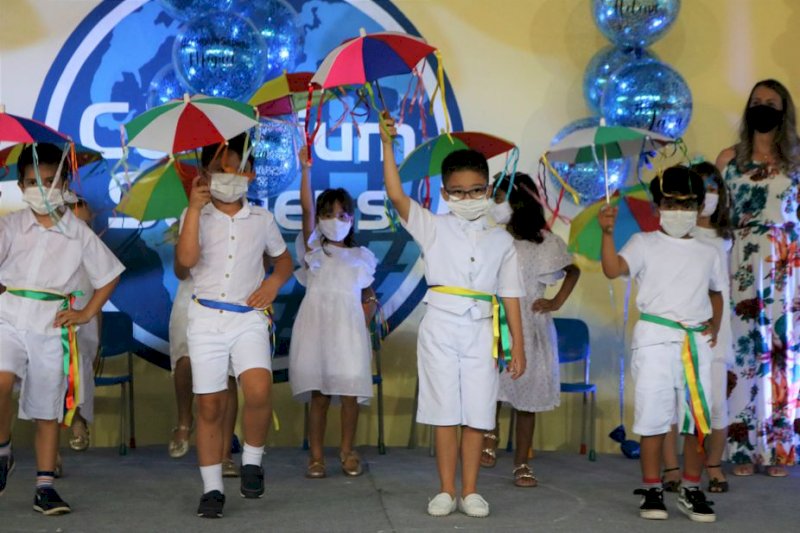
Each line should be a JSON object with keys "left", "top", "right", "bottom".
{"left": 1, "top": 445, "right": 796, "bottom": 532}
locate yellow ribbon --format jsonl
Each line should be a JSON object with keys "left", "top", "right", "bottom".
{"left": 541, "top": 153, "right": 581, "bottom": 205}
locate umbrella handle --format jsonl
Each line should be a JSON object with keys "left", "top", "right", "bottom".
{"left": 374, "top": 79, "right": 388, "bottom": 112}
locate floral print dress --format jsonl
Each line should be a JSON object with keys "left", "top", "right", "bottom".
{"left": 725, "top": 160, "right": 800, "bottom": 466}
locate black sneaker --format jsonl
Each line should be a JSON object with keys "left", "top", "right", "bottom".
{"left": 197, "top": 490, "right": 225, "bottom": 518}
{"left": 633, "top": 487, "right": 668, "bottom": 520}
{"left": 678, "top": 486, "right": 716, "bottom": 523}
{"left": 33, "top": 486, "right": 72, "bottom": 515}
{"left": 240, "top": 464, "right": 264, "bottom": 499}
{"left": 0, "top": 454, "right": 14, "bottom": 496}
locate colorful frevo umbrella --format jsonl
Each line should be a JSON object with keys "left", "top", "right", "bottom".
{"left": 124, "top": 94, "right": 259, "bottom": 155}
{"left": 307, "top": 29, "right": 450, "bottom": 158}
{"left": 249, "top": 72, "right": 327, "bottom": 117}
{"left": 0, "top": 142, "right": 102, "bottom": 181}
{"left": 545, "top": 120, "right": 675, "bottom": 204}
{"left": 567, "top": 183, "right": 659, "bottom": 262}
{"left": 0, "top": 104, "right": 71, "bottom": 145}
{"left": 117, "top": 157, "right": 198, "bottom": 222}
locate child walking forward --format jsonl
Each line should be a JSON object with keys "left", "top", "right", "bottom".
{"left": 176, "top": 134, "right": 293, "bottom": 519}
{"left": 600, "top": 165, "right": 723, "bottom": 523}
{"left": 381, "top": 114, "right": 526, "bottom": 518}
{"left": 289, "top": 146, "right": 377, "bottom": 478}
{"left": 484, "top": 173, "right": 580, "bottom": 487}
{"left": 0, "top": 144, "right": 124, "bottom": 515}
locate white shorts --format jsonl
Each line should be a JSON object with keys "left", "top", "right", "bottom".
{"left": 631, "top": 339, "right": 713, "bottom": 437}
{"left": 0, "top": 320, "right": 67, "bottom": 422}
{"left": 416, "top": 306, "right": 497, "bottom": 430}
{"left": 187, "top": 302, "right": 272, "bottom": 394}
{"left": 710, "top": 359, "right": 728, "bottom": 430}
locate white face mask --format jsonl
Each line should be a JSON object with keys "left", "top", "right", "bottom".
{"left": 700, "top": 192, "right": 719, "bottom": 218}
{"left": 489, "top": 201, "right": 513, "bottom": 225}
{"left": 209, "top": 172, "right": 249, "bottom": 203}
{"left": 318, "top": 218, "right": 352, "bottom": 242}
{"left": 660, "top": 209, "right": 697, "bottom": 238}
{"left": 23, "top": 186, "right": 65, "bottom": 215}
{"left": 445, "top": 196, "right": 491, "bottom": 221}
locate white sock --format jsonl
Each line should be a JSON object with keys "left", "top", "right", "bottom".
{"left": 242, "top": 443, "right": 264, "bottom": 467}
{"left": 199, "top": 464, "right": 224, "bottom": 494}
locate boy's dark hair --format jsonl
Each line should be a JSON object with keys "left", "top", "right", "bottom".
{"left": 17, "top": 143, "right": 68, "bottom": 183}
{"left": 649, "top": 165, "right": 706, "bottom": 208}
{"left": 200, "top": 132, "right": 254, "bottom": 169}
{"left": 494, "top": 172, "right": 547, "bottom": 243}
{"left": 316, "top": 188, "right": 357, "bottom": 249}
{"left": 441, "top": 149, "right": 489, "bottom": 185}
{"left": 689, "top": 161, "right": 733, "bottom": 240}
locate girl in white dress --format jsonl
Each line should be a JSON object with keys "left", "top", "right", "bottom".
{"left": 483, "top": 173, "right": 580, "bottom": 487}
{"left": 289, "top": 146, "right": 377, "bottom": 479}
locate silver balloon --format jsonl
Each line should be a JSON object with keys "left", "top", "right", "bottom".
{"left": 157, "top": 0, "right": 233, "bottom": 22}
{"left": 583, "top": 45, "right": 656, "bottom": 114}
{"left": 592, "top": 0, "right": 680, "bottom": 48}
{"left": 233, "top": 0, "right": 303, "bottom": 84}
{"left": 146, "top": 64, "right": 190, "bottom": 109}
{"left": 601, "top": 59, "right": 692, "bottom": 138}
{"left": 549, "top": 117, "right": 630, "bottom": 205}
{"left": 249, "top": 119, "right": 300, "bottom": 200}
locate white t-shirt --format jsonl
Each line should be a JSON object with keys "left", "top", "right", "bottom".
{"left": 619, "top": 231, "right": 724, "bottom": 347}
{"left": 180, "top": 202, "right": 287, "bottom": 306}
{"left": 400, "top": 200, "right": 525, "bottom": 319}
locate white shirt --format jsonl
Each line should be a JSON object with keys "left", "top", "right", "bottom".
{"left": 620, "top": 231, "right": 724, "bottom": 347}
{"left": 400, "top": 200, "right": 525, "bottom": 319}
{"left": 181, "top": 202, "right": 287, "bottom": 305}
{"left": 0, "top": 208, "right": 125, "bottom": 335}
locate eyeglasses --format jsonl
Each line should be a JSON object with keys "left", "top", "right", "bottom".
{"left": 445, "top": 185, "right": 489, "bottom": 200}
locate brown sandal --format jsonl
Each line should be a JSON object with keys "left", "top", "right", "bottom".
{"left": 306, "top": 458, "right": 326, "bottom": 479}
{"left": 340, "top": 450, "right": 363, "bottom": 477}
{"left": 706, "top": 464, "right": 729, "bottom": 492}
{"left": 661, "top": 467, "right": 681, "bottom": 492}
{"left": 513, "top": 464, "right": 538, "bottom": 488}
{"left": 480, "top": 433, "right": 498, "bottom": 468}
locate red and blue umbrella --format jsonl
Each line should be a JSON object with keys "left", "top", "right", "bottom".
{"left": 0, "top": 105, "right": 71, "bottom": 145}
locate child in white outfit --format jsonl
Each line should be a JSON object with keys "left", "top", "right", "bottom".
{"left": 381, "top": 114, "right": 526, "bottom": 519}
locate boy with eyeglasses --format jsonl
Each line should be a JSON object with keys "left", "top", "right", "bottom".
{"left": 381, "top": 114, "right": 526, "bottom": 518}
{"left": 599, "top": 165, "right": 724, "bottom": 523}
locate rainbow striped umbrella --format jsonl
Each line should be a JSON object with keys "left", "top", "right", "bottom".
{"left": 249, "top": 72, "right": 328, "bottom": 117}
{"left": 0, "top": 142, "right": 102, "bottom": 181}
{"left": 124, "top": 94, "right": 258, "bottom": 155}
{"left": 116, "top": 158, "right": 198, "bottom": 222}
{"left": 399, "top": 132, "right": 515, "bottom": 183}
{"left": 0, "top": 105, "right": 70, "bottom": 144}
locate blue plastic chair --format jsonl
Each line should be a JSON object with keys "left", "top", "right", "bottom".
{"left": 555, "top": 317, "right": 597, "bottom": 461}
{"left": 94, "top": 311, "right": 137, "bottom": 455}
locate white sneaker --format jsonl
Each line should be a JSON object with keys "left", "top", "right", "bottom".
{"left": 427, "top": 492, "right": 457, "bottom": 517}
{"left": 459, "top": 493, "right": 490, "bottom": 517}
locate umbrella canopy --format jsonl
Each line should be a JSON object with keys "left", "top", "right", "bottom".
{"left": 547, "top": 124, "right": 674, "bottom": 164}
{"left": 568, "top": 183, "right": 659, "bottom": 262}
{"left": 311, "top": 31, "right": 436, "bottom": 89}
{"left": 124, "top": 94, "right": 258, "bottom": 155}
{"left": 249, "top": 72, "right": 328, "bottom": 117}
{"left": 0, "top": 142, "right": 103, "bottom": 181}
{"left": 399, "top": 132, "right": 515, "bottom": 183}
{"left": 116, "top": 158, "right": 198, "bottom": 222}
{"left": 0, "top": 105, "right": 71, "bottom": 145}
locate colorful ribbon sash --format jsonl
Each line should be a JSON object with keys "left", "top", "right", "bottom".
{"left": 639, "top": 313, "right": 711, "bottom": 447}
{"left": 428, "top": 286, "right": 511, "bottom": 370}
{"left": 7, "top": 287, "right": 83, "bottom": 426}
{"left": 192, "top": 296, "right": 276, "bottom": 357}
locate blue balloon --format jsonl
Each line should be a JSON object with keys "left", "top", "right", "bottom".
{"left": 249, "top": 119, "right": 300, "bottom": 200}
{"left": 583, "top": 45, "right": 656, "bottom": 114}
{"left": 592, "top": 0, "right": 680, "bottom": 48}
{"left": 234, "top": 0, "right": 302, "bottom": 83}
{"left": 173, "top": 12, "right": 267, "bottom": 101}
{"left": 157, "top": 0, "right": 233, "bottom": 22}
{"left": 549, "top": 117, "right": 629, "bottom": 206}
{"left": 147, "top": 64, "right": 191, "bottom": 109}
{"left": 601, "top": 59, "right": 692, "bottom": 138}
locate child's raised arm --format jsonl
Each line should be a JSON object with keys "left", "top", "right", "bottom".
{"left": 299, "top": 145, "right": 314, "bottom": 245}
{"left": 176, "top": 175, "right": 211, "bottom": 270}
{"left": 379, "top": 112, "right": 410, "bottom": 222}
{"left": 599, "top": 205, "right": 629, "bottom": 279}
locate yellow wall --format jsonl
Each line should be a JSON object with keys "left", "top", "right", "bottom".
{"left": 3, "top": 0, "right": 800, "bottom": 453}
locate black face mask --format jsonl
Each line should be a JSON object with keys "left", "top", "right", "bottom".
{"left": 746, "top": 104, "right": 783, "bottom": 133}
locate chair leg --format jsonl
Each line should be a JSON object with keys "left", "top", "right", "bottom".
{"left": 376, "top": 376, "right": 385, "bottom": 455}
{"left": 408, "top": 378, "right": 419, "bottom": 449}
{"left": 128, "top": 354, "right": 136, "bottom": 449}
{"left": 580, "top": 392, "right": 588, "bottom": 455}
{"left": 506, "top": 408, "right": 515, "bottom": 453}
{"left": 119, "top": 383, "right": 128, "bottom": 456}
{"left": 588, "top": 391, "right": 597, "bottom": 462}
{"left": 302, "top": 403, "right": 309, "bottom": 450}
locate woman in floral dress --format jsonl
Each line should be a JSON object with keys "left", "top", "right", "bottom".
{"left": 716, "top": 79, "right": 800, "bottom": 477}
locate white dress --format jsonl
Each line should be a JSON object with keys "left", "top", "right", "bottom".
{"left": 289, "top": 231, "right": 376, "bottom": 404}
{"left": 168, "top": 277, "right": 193, "bottom": 370}
{"left": 498, "top": 231, "right": 573, "bottom": 412}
